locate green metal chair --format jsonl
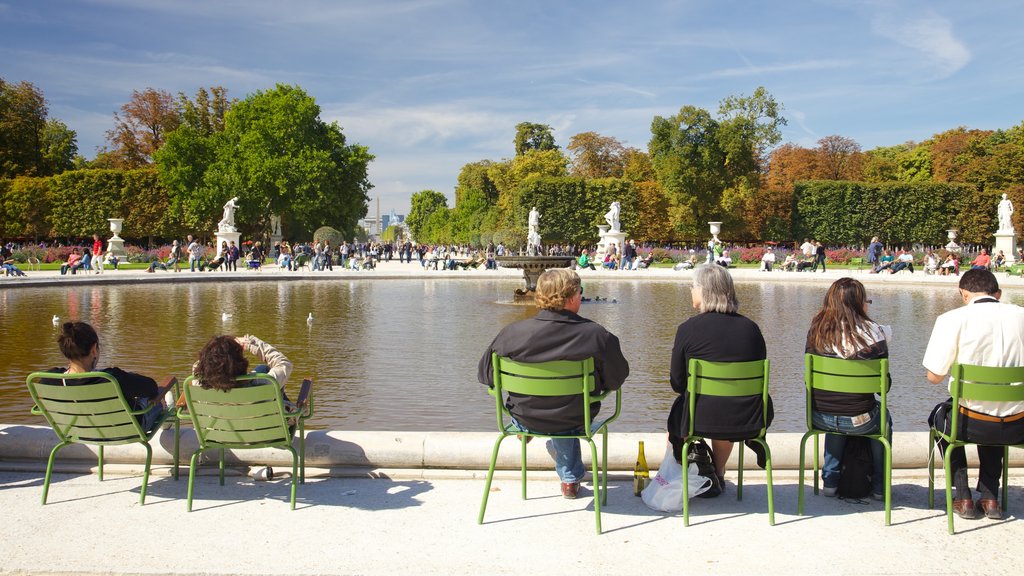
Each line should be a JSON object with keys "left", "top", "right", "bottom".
{"left": 928, "top": 363, "right": 1024, "bottom": 534}
{"left": 681, "top": 359, "right": 774, "bottom": 526}
{"left": 477, "top": 354, "right": 621, "bottom": 534}
{"left": 798, "top": 354, "right": 892, "bottom": 525}
{"left": 181, "top": 374, "right": 313, "bottom": 511}
{"left": 26, "top": 372, "right": 179, "bottom": 505}
{"left": 849, "top": 257, "right": 865, "bottom": 273}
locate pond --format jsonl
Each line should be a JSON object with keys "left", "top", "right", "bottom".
{"left": 0, "top": 277, "right": 996, "bottom": 432}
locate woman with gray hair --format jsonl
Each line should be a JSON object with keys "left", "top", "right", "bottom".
{"left": 666, "top": 264, "right": 773, "bottom": 494}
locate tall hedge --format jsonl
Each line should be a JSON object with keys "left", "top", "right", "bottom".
{"left": 793, "top": 180, "right": 991, "bottom": 245}
{"left": 513, "top": 176, "right": 637, "bottom": 245}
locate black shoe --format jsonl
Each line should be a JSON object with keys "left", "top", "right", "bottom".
{"left": 745, "top": 440, "right": 767, "bottom": 469}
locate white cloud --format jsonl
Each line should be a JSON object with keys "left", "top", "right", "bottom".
{"left": 872, "top": 13, "right": 971, "bottom": 79}
{"left": 700, "top": 59, "right": 853, "bottom": 79}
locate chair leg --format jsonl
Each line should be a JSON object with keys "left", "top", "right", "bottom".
{"left": 813, "top": 434, "right": 820, "bottom": 494}
{"left": 187, "top": 450, "right": 203, "bottom": 512}
{"left": 587, "top": 439, "right": 602, "bottom": 534}
{"left": 218, "top": 448, "right": 225, "bottom": 486}
{"left": 797, "top": 432, "right": 813, "bottom": 516}
{"left": 41, "top": 442, "right": 69, "bottom": 505}
{"left": 879, "top": 435, "right": 892, "bottom": 526}
{"left": 140, "top": 443, "right": 153, "bottom": 505}
{"left": 298, "top": 423, "right": 306, "bottom": 484}
{"left": 943, "top": 445, "right": 956, "bottom": 535}
{"left": 682, "top": 438, "right": 694, "bottom": 527}
{"left": 520, "top": 436, "right": 528, "bottom": 500}
{"left": 757, "top": 439, "right": 775, "bottom": 526}
{"left": 477, "top": 434, "right": 507, "bottom": 525}
{"left": 737, "top": 442, "right": 744, "bottom": 501}
{"left": 173, "top": 417, "right": 180, "bottom": 481}
{"left": 98, "top": 445, "right": 104, "bottom": 482}
{"left": 289, "top": 446, "right": 299, "bottom": 510}
{"left": 600, "top": 427, "right": 610, "bottom": 506}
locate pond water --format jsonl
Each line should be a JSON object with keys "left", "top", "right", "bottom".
{"left": 0, "top": 278, "right": 1006, "bottom": 432}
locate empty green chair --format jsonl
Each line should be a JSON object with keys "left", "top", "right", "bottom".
{"left": 928, "top": 363, "right": 1024, "bottom": 534}
{"left": 798, "top": 354, "right": 892, "bottom": 525}
{"left": 181, "top": 374, "right": 313, "bottom": 511}
{"left": 26, "top": 372, "right": 179, "bottom": 505}
{"left": 478, "top": 354, "right": 621, "bottom": 534}
{"left": 681, "top": 358, "right": 774, "bottom": 526}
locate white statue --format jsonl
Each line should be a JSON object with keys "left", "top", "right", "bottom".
{"left": 998, "top": 193, "right": 1014, "bottom": 232}
{"left": 219, "top": 197, "right": 239, "bottom": 232}
{"left": 270, "top": 214, "right": 282, "bottom": 237}
{"left": 604, "top": 201, "right": 621, "bottom": 232}
{"left": 527, "top": 207, "right": 541, "bottom": 255}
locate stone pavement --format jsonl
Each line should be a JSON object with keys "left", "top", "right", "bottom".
{"left": 0, "top": 465, "right": 1021, "bottom": 576}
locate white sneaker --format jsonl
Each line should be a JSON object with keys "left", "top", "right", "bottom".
{"left": 872, "top": 492, "right": 884, "bottom": 501}
{"left": 822, "top": 486, "right": 837, "bottom": 497}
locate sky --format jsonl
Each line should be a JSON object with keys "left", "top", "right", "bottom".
{"left": 2, "top": 0, "right": 1023, "bottom": 215}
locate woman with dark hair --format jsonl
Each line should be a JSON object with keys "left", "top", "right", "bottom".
{"left": 805, "top": 277, "right": 892, "bottom": 499}
{"left": 667, "top": 264, "right": 773, "bottom": 493}
{"left": 193, "top": 334, "right": 292, "bottom": 393}
{"left": 48, "top": 321, "right": 164, "bottom": 431}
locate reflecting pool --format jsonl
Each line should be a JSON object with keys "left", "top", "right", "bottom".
{"left": 0, "top": 278, "right": 999, "bottom": 432}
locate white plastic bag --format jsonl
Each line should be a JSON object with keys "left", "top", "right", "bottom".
{"left": 641, "top": 446, "right": 712, "bottom": 512}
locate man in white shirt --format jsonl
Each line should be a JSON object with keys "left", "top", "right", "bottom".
{"left": 800, "top": 238, "right": 815, "bottom": 259}
{"left": 923, "top": 269, "right": 1024, "bottom": 520}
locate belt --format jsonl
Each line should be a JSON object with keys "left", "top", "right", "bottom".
{"left": 959, "top": 405, "right": 1024, "bottom": 423}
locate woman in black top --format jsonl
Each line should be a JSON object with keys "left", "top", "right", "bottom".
{"left": 805, "top": 278, "right": 891, "bottom": 498}
{"left": 667, "top": 264, "right": 773, "bottom": 490}
{"left": 48, "top": 321, "right": 164, "bottom": 431}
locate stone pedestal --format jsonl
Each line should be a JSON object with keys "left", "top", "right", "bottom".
{"left": 106, "top": 218, "right": 128, "bottom": 263}
{"left": 597, "top": 225, "right": 627, "bottom": 260}
{"left": 995, "top": 230, "right": 1017, "bottom": 265}
{"left": 215, "top": 231, "right": 241, "bottom": 259}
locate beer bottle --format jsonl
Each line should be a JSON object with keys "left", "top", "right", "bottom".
{"left": 633, "top": 440, "right": 650, "bottom": 496}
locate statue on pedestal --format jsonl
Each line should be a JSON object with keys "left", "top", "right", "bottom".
{"left": 998, "top": 193, "right": 1014, "bottom": 232}
{"left": 604, "top": 201, "right": 621, "bottom": 232}
{"left": 527, "top": 206, "right": 542, "bottom": 254}
{"left": 218, "top": 197, "right": 239, "bottom": 232}
{"left": 270, "top": 214, "right": 282, "bottom": 237}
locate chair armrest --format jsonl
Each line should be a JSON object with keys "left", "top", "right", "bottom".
{"left": 296, "top": 379, "right": 313, "bottom": 409}
{"left": 156, "top": 375, "right": 177, "bottom": 400}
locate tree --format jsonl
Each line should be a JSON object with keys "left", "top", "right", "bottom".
{"left": 178, "top": 86, "right": 232, "bottom": 136}
{"left": 567, "top": 131, "right": 627, "bottom": 179}
{"left": 513, "top": 122, "right": 557, "bottom": 156}
{"left": 39, "top": 119, "right": 78, "bottom": 175}
{"left": 406, "top": 190, "right": 449, "bottom": 242}
{"left": 816, "top": 135, "right": 863, "bottom": 180}
{"left": 649, "top": 87, "right": 785, "bottom": 239}
{"left": 0, "top": 78, "right": 47, "bottom": 178}
{"left": 104, "top": 88, "right": 181, "bottom": 168}
{"left": 156, "top": 84, "right": 373, "bottom": 238}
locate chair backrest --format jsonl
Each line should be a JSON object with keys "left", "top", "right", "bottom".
{"left": 183, "top": 374, "right": 291, "bottom": 449}
{"left": 946, "top": 363, "right": 1024, "bottom": 443}
{"left": 686, "top": 359, "right": 770, "bottom": 437}
{"left": 491, "top": 354, "right": 597, "bottom": 430}
{"left": 27, "top": 371, "right": 147, "bottom": 444}
{"left": 804, "top": 354, "right": 889, "bottom": 433}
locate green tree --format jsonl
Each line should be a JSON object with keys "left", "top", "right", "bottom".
{"left": 0, "top": 79, "right": 47, "bottom": 178}
{"left": 39, "top": 119, "right": 78, "bottom": 175}
{"left": 513, "top": 122, "right": 557, "bottom": 156}
{"left": 1, "top": 176, "right": 51, "bottom": 238}
{"left": 406, "top": 190, "right": 449, "bottom": 242}
{"left": 156, "top": 84, "right": 373, "bottom": 238}
{"left": 178, "top": 86, "right": 232, "bottom": 135}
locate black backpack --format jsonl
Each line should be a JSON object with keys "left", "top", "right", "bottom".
{"left": 837, "top": 435, "right": 873, "bottom": 499}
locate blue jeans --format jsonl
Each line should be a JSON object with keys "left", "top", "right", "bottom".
{"left": 510, "top": 417, "right": 585, "bottom": 484}
{"left": 812, "top": 404, "right": 891, "bottom": 494}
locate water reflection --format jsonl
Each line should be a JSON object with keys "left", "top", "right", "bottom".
{"left": 0, "top": 278, "right": 1010, "bottom": 432}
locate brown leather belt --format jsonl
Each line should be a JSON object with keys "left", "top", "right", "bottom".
{"left": 959, "top": 406, "right": 1024, "bottom": 423}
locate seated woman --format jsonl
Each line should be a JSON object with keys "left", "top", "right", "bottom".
{"left": 805, "top": 278, "right": 892, "bottom": 500}
{"left": 994, "top": 250, "right": 1006, "bottom": 270}
{"left": 715, "top": 249, "right": 733, "bottom": 268}
{"left": 147, "top": 240, "right": 181, "bottom": 273}
{"left": 46, "top": 321, "right": 165, "bottom": 431}
{"left": 2, "top": 257, "right": 27, "bottom": 277}
{"left": 782, "top": 253, "right": 798, "bottom": 272}
{"left": 875, "top": 250, "right": 895, "bottom": 272}
{"left": 923, "top": 250, "right": 939, "bottom": 275}
{"left": 602, "top": 253, "right": 618, "bottom": 270}
{"left": 939, "top": 253, "right": 959, "bottom": 275}
{"left": 667, "top": 264, "right": 773, "bottom": 494}
{"left": 576, "top": 250, "right": 596, "bottom": 270}
{"left": 636, "top": 252, "right": 655, "bottom": 269}
{"left": 193, "top": 334, "right": 293, "bottom": 394}
{"left": 60, "top": 248, "right": 83, "bottom": 275}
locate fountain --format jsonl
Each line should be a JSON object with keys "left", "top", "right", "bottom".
{"left": 496, "top": 206, "right": 573, "bottom": 303}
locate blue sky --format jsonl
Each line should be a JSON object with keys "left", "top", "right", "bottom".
{"left": 2, "top": 0, "right": 1022, "bottom": 215}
